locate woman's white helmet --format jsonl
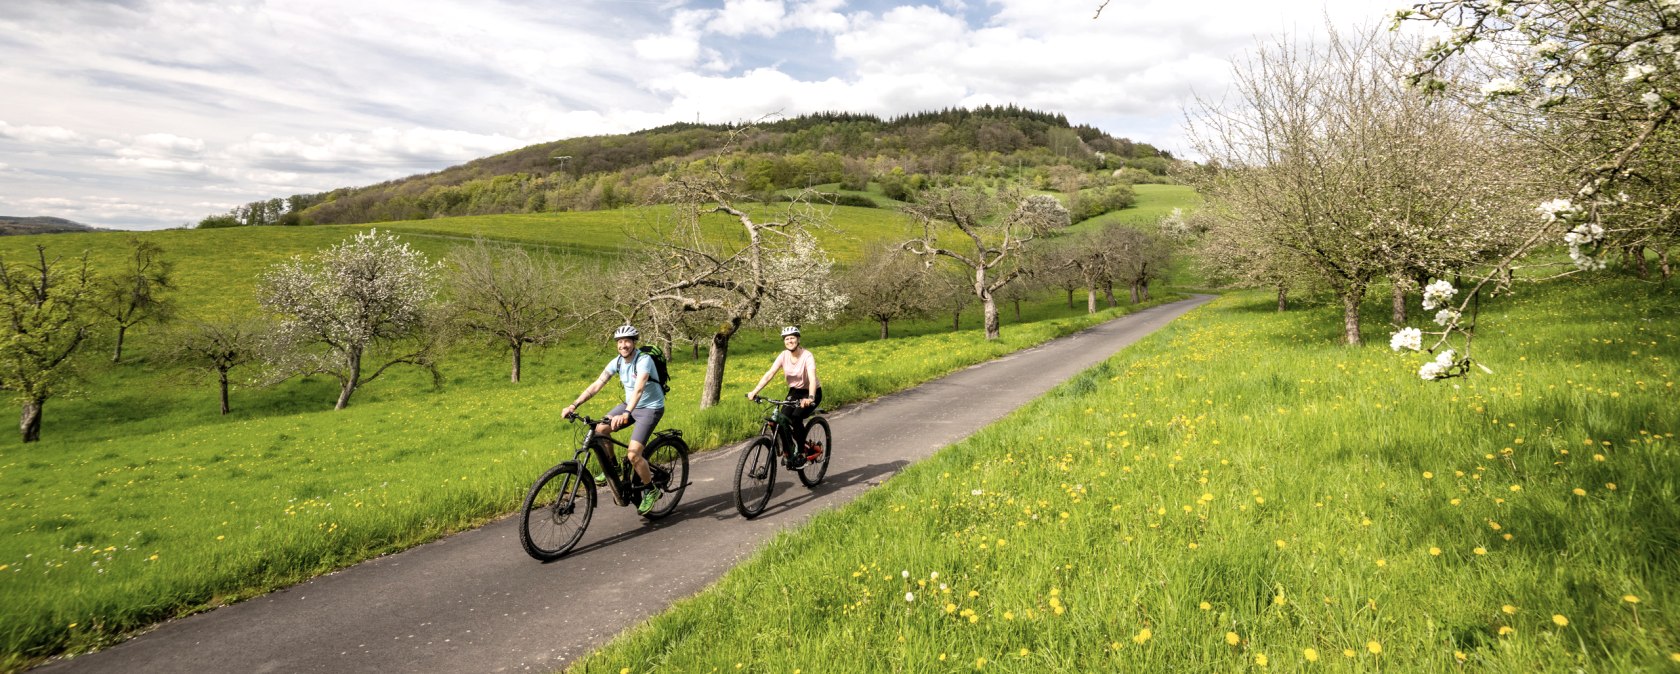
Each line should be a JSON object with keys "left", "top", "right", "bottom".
{"left": 780, "top": 326, "right": 801, "bottom": 337}
{"left": 613, "top": 324, "right": 639, "bottom": 340}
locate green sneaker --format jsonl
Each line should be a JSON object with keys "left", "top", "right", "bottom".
{"left": 590, "top": 465, "right": 607, "bottom": 486}
{"left": 637, "top": 486, "right": 662, "bottom": 515}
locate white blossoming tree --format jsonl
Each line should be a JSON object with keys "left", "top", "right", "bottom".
{"left": 1187, "top": 25, "right": 1539, "bottom": 345}
{"left": 259, "top": 229, "right": 443, "bottom": 410}
{"left": 1387, "top": 0, "right": 1680, "bottom": 376}
{"left": 902, "top": 187, "right": 1070, "bottom": 340}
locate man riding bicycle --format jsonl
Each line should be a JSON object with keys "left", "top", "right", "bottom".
{"left": 563, "top": 324, "right": 666, "bottom": 514}
{"left": 746, "top": 325, "right": 823, "bottom": 467}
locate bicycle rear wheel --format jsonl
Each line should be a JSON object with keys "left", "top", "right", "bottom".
{"left": 519, "top": 461, "right": 594, "bottom": 561}
{"left": 641, "top": 434, "right": 689, "bottom": 519}
{"left": 734, "top": 436, "right": 777, "bottom": 518}
{"left": 797, "top": 417, "right": 831, "bottom": 488}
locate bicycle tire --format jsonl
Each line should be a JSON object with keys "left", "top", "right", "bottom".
{"left": 796, "top": 416, "right": 832, "bottom": 488}
{"left": 640, "top": 434, "right": 689, "bottom": 519}
{"left": 734, "top": 436, "right": 777, "bottom": 518}
{"left": 519, "top": 461, "right": 595, "bottom": 561}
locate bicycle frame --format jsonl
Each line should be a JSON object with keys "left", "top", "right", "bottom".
{"left": 569, "top": 415, "right": 638, "bottom": 507}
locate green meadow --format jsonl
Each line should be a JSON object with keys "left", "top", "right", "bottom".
{"left": 0, "top": 189, "right": 1191, "bottom": 669}
{"left": 568, "top": 276, "right": 1678, "bottom": 673}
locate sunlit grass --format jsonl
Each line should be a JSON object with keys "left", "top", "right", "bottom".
{"left": 566, "top": 276, "right": 1678, "bottom": 673}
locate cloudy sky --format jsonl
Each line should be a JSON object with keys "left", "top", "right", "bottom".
{"left": 1, "top": 0, "right": 1405, "bottom": 230}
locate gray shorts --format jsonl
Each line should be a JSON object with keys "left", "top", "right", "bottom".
{"left": 606, "top": 404, "right": 664, "bottom": 446}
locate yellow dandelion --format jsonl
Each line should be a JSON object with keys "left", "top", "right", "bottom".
{"left": 975, "top": 657, "right": 986, "bottom": 669}
{"left": 1256, "top": 653, "right": 1268, "bottom": 667}
{"left": 1226, "top": 632, "right": 1241, "bottom": 645}
{"left": 1498, "top": 626, "right": 1515, "bottom": 636}
{"left": 621, "top": 669, "right": 630, "bottom": 674}
{"left": 1423, "top": 471, "right": 1434, "bottom": 479}
{"left": 1273, "top": 594, "right": 1287, "bottom": 606}
{"left": 1342, "top": 649, "right": 1357, "bottom": 658}
{"left": 1275, "top": 539, "right": 1287, "bottom": 549}
{"left": 1572, "top": 488, "right": 1587, "bottom": 496}
{"left": 1199, "top": 601, "right": 1212, "bottom": 611}
{"left": 1552, "top": 614, "right": 1568, "bottom": 627}
{"left": 1019, "top": 648, "right": 1030, "bottom": 656}
{"left": 1133, "top": 628, "right": 1152, "bottom": 644}
{"left": 1502, "top": 604, "right": 1518, "bottom": 614}
{"left": 1367, "top": 641, "right": 1382, "bottom": 655}
{"left": 1607, "top": 482, "right": 1618, "bottom": 490}
{"left": 1455, "top": 651, "right": 1467, "bottom": 661}
{"left": 1304, "top": 648, "right": 1319, "bottom": 662}
{"left": 1375, "top": 559, "right": 1387, "bottom": 567}
{"left": 1623, "top": 594, "right": 1640, "bottom": 604}
{"left": 1509, "top": 485, "right": 1522, "bottom": 492}
{"left": 1429, "top": 546, "right": 1442, "bottom": 556}
{"left": 1474, "top": 547, "right": 1488, "bottom": 556}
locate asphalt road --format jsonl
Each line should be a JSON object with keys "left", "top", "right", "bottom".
{"left": 39, "top": 295, "right": 1214, "bottom": 674}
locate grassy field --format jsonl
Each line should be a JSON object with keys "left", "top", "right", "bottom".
{"left": 566, "top": 275, "right": 1678, "bottom": 673}
{"left": 0, "top": 186, "right": 1193, "bottom": 669}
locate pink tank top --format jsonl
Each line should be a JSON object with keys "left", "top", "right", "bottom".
{"left": 781, "top": 349, "right": 817, "bottom": 390}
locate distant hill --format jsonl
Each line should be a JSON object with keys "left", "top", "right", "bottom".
{"left": 0, "top": 216, "right": 96, "bottom": 235}
{"left": 204, "top": 106, "right": 1181, "bottom": 228}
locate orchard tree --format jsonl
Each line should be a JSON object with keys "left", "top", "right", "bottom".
{"left": 259, "top": 229, "right": 443, "bottom": 409}
{"left": 94, "top": 236, "right": 175, "bottom": 362}
{"left": 442, "top": 237, "right": 574, "bottom": 382}
{"left": 902, "top": 188, "right": 1069, "bottom": 339}
{"left": 842, "top": 244, "right": 935, "bottom": 339}
{"left": 636, "top": 159, "right": 846, "bottom": 409}
{"left": 1390, "top": 0, "right": 1680, "bottom": 374}
{"left": 0, "top": 246, "right": 96, "bottom": 442}
{"left": 159, "top": 315, "right": 268, "bottom": 415}
{"left": 1187, "top": 25, "right": 1537, "bottom": 345}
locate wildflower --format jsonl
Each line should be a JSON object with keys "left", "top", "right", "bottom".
{"left": 1275, "top": 539, "right": 1287, "bottom": 549}
{"left": 1572, "top": 488, "right": 1587, "bottom": 496}
{"left": 1455, "top": 650, "right": 1467, "bottom": 661}
{"left": 1624, "top": 595, "right": 1640, "bottom": 604}
{"left": 1499, "top": 626, "right": 1516, "bottom": 636}
{"left": 1423, "top": 471, "right": 1434, "bottom": 479}
{"left": 1226, "top": 631, "right": 1241, "bottom": 645}
{"left": 902, "top": 570, "right": 910, "bottom": 579}
{"left": 1607, "top": 483, "right": 1618, "bottom": 490}
{"left": 1552, "top": 614, "right": 1568, "bottom": 627}
{"left": 1343, "top": 649, "right": 1357, "bottom": 658}
{"left": 1367, "top": 641, "right": 1382, "bottom": 655}
{"left": 1134, "top": 628, "right": 1152, "bottom": 644}
{"left": 1304, "top": 648, "right": 1319, "bottom": 662}
{"left": 1390, "top": 327, "right": 1423, "bottom": 352}
{"left": 1199, "top": 601, "right": 1212, "bottom": 610}
{"left": 1502, "top": 605, "right": 1518, "bottom": 615}
{"left": 1474, "top": 547, "right": 1488, "bottom": 556}
{"left": 905, "top": 592, "right": 915, "bottom": 602}
{"left": 1256, "top": 653, "right": 1269, "bottom": 667}
{"left": 1019, "top": 648, "right": 1030, "bottom": 656}
{"left": 976, "top": 657, "right": 986, "bottom": 669}
{"left": 1429, "top": 547, "right": 1442, "bottom": 556}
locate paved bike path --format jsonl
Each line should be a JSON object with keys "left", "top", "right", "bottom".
{"left": 40, "top": 295, "right": 1214, "bottom": 674}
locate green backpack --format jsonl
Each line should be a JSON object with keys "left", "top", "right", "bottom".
{"left": 635, "top": 345, "right": 672, "bottom": 394}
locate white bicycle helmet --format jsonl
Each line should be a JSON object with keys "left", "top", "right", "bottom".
{"left": 613, "top": 324, "right": 639, "bottom": 340}
{"left": 780, "top": 326, "right": 801, "bottom": 337}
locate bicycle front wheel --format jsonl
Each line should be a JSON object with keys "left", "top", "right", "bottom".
{"left": 641, "top": 434, "right": 689, "bottom": 519}
{"left": 519, "top": 461, "right": 595, "bottom": 561}
{"left": 734, "top": 436, "right": 777, "bottom": 518}
{"left": 797, "top": 417, "right": 832, "bottom": 488}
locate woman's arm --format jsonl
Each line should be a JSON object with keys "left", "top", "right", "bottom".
{"left": 747, "top": 352, "right": 785, "bottom": 399}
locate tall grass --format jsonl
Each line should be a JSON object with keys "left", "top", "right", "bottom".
{"left": 567, "top": 276, "right": 1678, "bottom": 673}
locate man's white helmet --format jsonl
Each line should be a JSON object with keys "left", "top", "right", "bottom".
{"left": 613, "top": 324, "right": 639, "bottom": 340}
{"left": 781, "top": 326, "right": 801, "bottom": 337}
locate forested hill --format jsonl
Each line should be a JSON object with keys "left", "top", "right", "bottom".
{"left": 207, "top": 106, "right": 1177, "bottom": 227}
{"left": 0, "top": 216, "right": 96, "bottom": 235}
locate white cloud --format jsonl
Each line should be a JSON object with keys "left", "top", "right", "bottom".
{"left": 0, "top": 121, "right": 86, "bottom": 145}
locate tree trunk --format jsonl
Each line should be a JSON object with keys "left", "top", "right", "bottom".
{"left": 1087, "top": 287, "right": 1098, "bottom": 314}
{"left": 1632, "top": 245, "right": 1649, "bottom": 280}
{"left": 700, "top": 331, "right": 731, "bottom": 409}
{"left": 1012, "top": 299, "right": 1021, "bottom": 321}
{"left": 1130, "top": 282, "right": 1141, "bottom": 304}
{"left": 1341, "top": 289, "right": 1364, "bottom": 346}
{"left": 878, "top": 319, "right": 890, "bottom": 340}
{"left": 1141, "top": 280, "right": 1150, "bottom": 302}
{"left": 510, "top": 344, "right": 523, "bottom": 383}
{"left": 1391, "top": 279, "right": 1407, "bottom": 325}
{"left": 112, "top": 324, "right": 127, "bottom": 363}
{"left": 981, "top": 293, "right": 1001, "bottom": 340}
{"left": 335, "top": 351, "right": 362, "bottom": 410}
{"left": 952, "top": 310, "right": 961, "bottom": 331}
{"left": 1659, "top": 247, "right": 1672, "bottom": 282}
{"left": 218, "top": 368, "right": 231, "bottom": 415}
{"left": 691, "top": 340, "right": 700, "bottom": 361}
{"left": 1103, "top": 281, "right": 1116, "bottom": 307}
{"left": 1065, "top": 289, "right": 1074, "bottom": 308}
{"left": 1276, "top": 285, "right": 1288, "bottom": 312}
{"left": 20, "top": 397, "right": 43, "bottom": 443}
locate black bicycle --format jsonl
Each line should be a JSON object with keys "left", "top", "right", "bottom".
{"left": 519, "top": 412, "right": 690, "bottom": 561}
{"left": 733, "top": 397, "right": 832, "bottom": 518}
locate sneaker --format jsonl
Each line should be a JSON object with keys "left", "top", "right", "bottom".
{"left": 637, "top": 487, "right": 662, "bottom": 515}
{"left": 591, "top": 466, "right": 608, "bottom": 486}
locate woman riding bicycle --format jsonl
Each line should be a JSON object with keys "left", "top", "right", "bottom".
{"left": 746, "top": 326, "right": 823, "bottom": 466}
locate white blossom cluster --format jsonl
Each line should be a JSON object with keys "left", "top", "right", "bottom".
{"left": 1419, "top": 349, "right": 1457, "bottom": 380}
{"left": 1563, "top": 222, "right": 1607, "bottom": 270}
{"left": 759, "top": 230, "right": 849, "bottom": 326}
{"left": 259, "top": 229, "right": 439, "bottom": 371}
{"left": 1390, "top": 326, "right": 1423, "bottom": 352}
{"left": 1421, "top": 279, "right": 1457, "bottom": 310}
